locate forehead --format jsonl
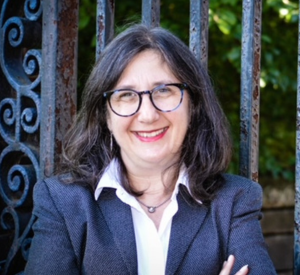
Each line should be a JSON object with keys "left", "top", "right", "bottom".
{"left": 114, "top": 50, "right": 178, "bottom": 89}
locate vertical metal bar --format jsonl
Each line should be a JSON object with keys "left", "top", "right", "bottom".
{"left": 96, "top": 0, "right": 115, "bottom": 60}
{"left": 239, "top": 0, "right": 262, "bottom": 182}
{"left": 142, "top": 0, "right": 160, "bottom": 27}
{"left": 294, "top": 1, "right": 300, "bottom": 271}
{"left": 189, "top": 0, "right": 209, "bottom": 68}
{"left": 40, "top": 0, "right": 78, "bottom": 178}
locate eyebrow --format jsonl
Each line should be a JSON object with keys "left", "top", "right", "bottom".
{"left": 114, "top": 81, "right": 177, "bottom": 91}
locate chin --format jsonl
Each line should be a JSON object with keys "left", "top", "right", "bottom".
{"left": 140, "top": 153, "right": 176, "bottom": 166}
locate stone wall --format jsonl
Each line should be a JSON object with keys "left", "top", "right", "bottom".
{"left": 261, "top": 180, "right": 294, "bottom": 274}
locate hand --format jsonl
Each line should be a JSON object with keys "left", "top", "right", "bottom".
{"left": 219, "top": 255, "right": 249, "bottom": 275}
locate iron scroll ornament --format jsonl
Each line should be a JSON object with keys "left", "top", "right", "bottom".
{"left": 0, "top": 0, "right": 42, "bottom": 274}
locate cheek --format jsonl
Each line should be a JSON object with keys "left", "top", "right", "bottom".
{"left": 182, "top": 95, "right": 191, "bottom": 126}
{"left": 106, "top": 117, "right": 112, "bottom": 132}
{"left": 106, "top": 106, "right": 114, "bottom": 131}
{"left": 107, "top": 115, "right": 131, "bottom": 139}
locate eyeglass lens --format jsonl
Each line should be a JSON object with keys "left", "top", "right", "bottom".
{"left": 108, "top": 84, "right": 183, "bottom": 116}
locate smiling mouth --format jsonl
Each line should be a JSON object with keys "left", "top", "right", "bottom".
{"left": 136, "top": 127, "right": 167, "bottom": 138}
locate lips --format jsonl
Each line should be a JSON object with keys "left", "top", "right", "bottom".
{"left": 134, "top": 127, "right": 168, "bottom": 141}
{"left": 136, "top": 127, "right": 167, "bottom": 138}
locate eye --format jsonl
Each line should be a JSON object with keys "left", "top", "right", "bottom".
{"left": 112, "top": 90, "right": 138, "bottom": 102}
{"left": 153, "top": 86, "right": 174, "bottom": 97}
{"left": 157, "top": 87, "right": 170, "bottom": 93}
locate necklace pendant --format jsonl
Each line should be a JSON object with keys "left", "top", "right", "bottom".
{"left": 148, "top": 207, "right": 156, "bottom": 213}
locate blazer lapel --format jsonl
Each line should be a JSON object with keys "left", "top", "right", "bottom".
{"left": 97, "top": 188, "right": 138, "bottom": 275}
{"left": 166, "top": 186, "right": 209, "bottom": 275}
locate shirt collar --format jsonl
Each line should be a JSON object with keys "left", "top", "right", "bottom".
{"left": 94, "top": 159, "right": 201, "bottom": 204}
{"left": 94, "top": 158, "right": 122, "bottom": 200}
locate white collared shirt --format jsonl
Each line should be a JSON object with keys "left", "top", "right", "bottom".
{"left": 94, "top": 159, "right": 197, "bottom": 275}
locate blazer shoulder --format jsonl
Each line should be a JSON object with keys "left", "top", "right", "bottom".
{"left": 35, "top": 175, "right": 92, "bottom": 194}
{"left": 212, "top": 174, "right": 263, "bottom": 210}
{"left": 221, "top": 174, "right": 262, "bottom": 196}
{"left": 33, "top": 176, "right": 94, "bottom": 211}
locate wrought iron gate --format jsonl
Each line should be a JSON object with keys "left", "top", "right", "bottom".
{"left": 0, "top": 0, "right": 298, "bottom": 274}
{"left": 0, "top": 0, "right": 78, "bottom": 273}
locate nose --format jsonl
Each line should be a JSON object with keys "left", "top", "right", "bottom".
{"left": 137, "top": 93, "right": 159, "bottom": 123}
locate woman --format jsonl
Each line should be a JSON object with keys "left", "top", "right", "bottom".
{"left": 25, "top": 24, "right": 276, "bottom": 274}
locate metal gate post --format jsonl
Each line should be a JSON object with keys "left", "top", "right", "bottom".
{"left": 96, "top": 0, "right": 115, "bottom": 59}
{"left": 142, "top": 0, "right": 160, "bottom": 27}
{"left": 40, "top": 0, "right": 78, "bottom": 178}
{"left": 240, "top": 0, "right": 262, "bottom": 182}
{"left": 189, "top": 0, "right": 209, "bottom": 68}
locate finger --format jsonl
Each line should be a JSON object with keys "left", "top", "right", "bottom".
{"left": 219, "top": 255, "right": 235, "bottom": 275}
{"left": 235, "top": 265, "right": 249, "bottom": 275}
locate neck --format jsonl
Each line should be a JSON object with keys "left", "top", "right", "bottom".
{"left": 124, "top": 162, "right": 180, "bottom": 230}
{"left": 120, "top": 149, "right": 181, "bottom": 181}
{"left": 127, "top": 165, "right": 178, "bottom": 195}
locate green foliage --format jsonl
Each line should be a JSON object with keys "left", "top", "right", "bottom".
{"left": 78, "top": 0, "right": 299, "bottom": 183}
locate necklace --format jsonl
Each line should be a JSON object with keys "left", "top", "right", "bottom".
{"left": 136, "top": 197, "right": 171, "bottom": 213}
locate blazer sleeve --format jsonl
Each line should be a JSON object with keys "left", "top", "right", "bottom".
{"left": 24, "top": 179, "right": 80, "bottom": 275}
{"left": 226, "top": 179, "right": 277, "bottom": 274}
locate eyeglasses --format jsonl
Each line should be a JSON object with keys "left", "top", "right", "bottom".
{"left": 103, "top": 83, "right": 187, "bottom": 117}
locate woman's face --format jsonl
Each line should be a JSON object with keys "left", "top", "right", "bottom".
{"left": 106, "top": 50, "right": 190, "bottom": 171}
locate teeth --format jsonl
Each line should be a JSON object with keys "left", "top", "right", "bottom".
{"left": 137, "top": 128, "right": 165, "bottom": 138}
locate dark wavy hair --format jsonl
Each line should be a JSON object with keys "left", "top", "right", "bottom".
{"left": 60, "top": 24, "right": 232, "bottom": 204}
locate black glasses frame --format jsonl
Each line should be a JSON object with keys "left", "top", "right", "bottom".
{"left": 103, "top": 83, "right": 188, "bottom": 117}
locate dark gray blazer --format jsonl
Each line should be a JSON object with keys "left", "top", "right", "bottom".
{"left": 25, "top": 174, "right": 276, "bottom": 275}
